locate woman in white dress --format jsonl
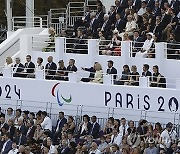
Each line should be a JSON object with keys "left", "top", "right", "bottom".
{"left": 4, "top": 57, "right": 13, "bottom": 68}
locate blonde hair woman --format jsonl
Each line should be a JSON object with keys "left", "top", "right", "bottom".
{"left": 4, "top": 57, "right": 13, "bottom": 68}
{"left": 91, "top": 62, "right": 103, "bottom": 83}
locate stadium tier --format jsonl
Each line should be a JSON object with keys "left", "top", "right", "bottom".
{"left": 0, "top": 0, "right": 180, "bottom": 153}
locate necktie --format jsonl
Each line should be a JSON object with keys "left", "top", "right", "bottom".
{"left": 123, "top": 126, "right": 125, "bottom": 136}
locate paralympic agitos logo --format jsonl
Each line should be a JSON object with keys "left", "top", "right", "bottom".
{"left": 51, "top": 83, "right": 72, "bottom": 106}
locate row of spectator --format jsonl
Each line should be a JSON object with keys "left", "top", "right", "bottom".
{"left": 0, "top": 107, "right": 179, "bottom": 153}
{"left": 2, "top": 55, "right": 166, "bottom": 87}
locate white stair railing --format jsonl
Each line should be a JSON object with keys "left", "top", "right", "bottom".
{"left": 12, "top": 16, "right": 42, "bottom": 31}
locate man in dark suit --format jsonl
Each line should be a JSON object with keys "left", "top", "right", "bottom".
{"left": 53, "top": 112, "right": 67, "bottom": 144}
{"left": 23, "top": 55, "right": 35, "bottom": 77}
{"left": 26, "top": 120, "right": 36, "bottom": 140}
{"left": 81, "top": 62, "right": 97, "bottom": 82}
{"left": 170, "top": 0, "right": 180, "bottom": 14}
{"left": 132, "top": 30, "right": 144, "bottom": 57}
{"left": 142, "top": 64, "right": 152, "bottom": 81}
{"left": 107, "top": 60, "right": 117, "bottom": 82}
{"left": 67, "top": 59, "right": 77, "bottom": 73}
{"left": 108, "top": 6, "right": 116, "bottom": 24}
{"left": 45, "top": 56, "right": 57, "bottom": 80}
{"left": 13, "top": 57, "right": 24, "bottom": 77}
{"left": 114, "top": 13, "right": 126, "bottom": 33}
{"left": 152, "top": 1, "right": 161, "bottom": 17}
{"left": 100, "top": 14, "right": 112, "bottom": 39}
{"left": 73, "top": 29, "right": 88, "bottom": 54}
{"left": 7, "top": 119, "right": 16, "bottom": 140}
{"left": 160, "top": 8, "right": 171, "bottom": 30}
{"left": 0, "top": 115, "right": 9, "bottom": 131}
{"left": 137, "top": 120, "right": 148, "bottom": 140}
{"left": 17, "top": 119, "right": 27, "bottom": 136}
{"left": 54, "top": 112, "right": 67, "bottom": 133}
{"left": 74, "top": 7, "right": 91, "bottom": 32}
{"left": 87, "top": 12, "right": 99, "bottom": 38}
{"left": 133, "top": 0, "right": 142, "bottom": 12}
{"left": 146, "top": 0, "right": 155, "bottom": 10}
{"left": 13, "top": 129, "right": 27, "bottom": 146}
{"left": 95, "top": 5, "right": 105, "bottom": 28}
{"left": 1, "top": 132, "right": 12, "bottom": 154}
{"left": 90, "top": 116, "right": 100, "bottom": 139}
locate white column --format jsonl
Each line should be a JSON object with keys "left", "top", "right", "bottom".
{"left": 55, "top": 37, "right": 65, "bottom": 60}
{"left": 121, "top": 41, "right": 131, "bottom": 65}
{"left": 6, "top": 0, "right": 13, "bottom": 31}
{"left": 155, "top": 42, "right": 165, "bottom": 73}
{"left": 35, "top": 70, "right": 44, "bottom": 79}
{"left": 2, "top": 68, "right": 12, "bottom": 78}
{"left": 139, "top": 77, "right": 149, "bottom": 88}
{"left": 68, "top": 72, "right": 78, "bottom": 82}
{"left": 26, "top": 0, "right": 34, "bottom": 27}
{"left": 88, "top": 39, "right": 99, "bottom": 65}
{"left": 103, "top": 75, "right": 113, "bottom": 85}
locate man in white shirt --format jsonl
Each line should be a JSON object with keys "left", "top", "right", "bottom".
{"left": 6, "top": 108, "right": 14, "bottom": 123}
{"left": 119, "top": 118, "right": 128, "bottom": 137}
{"left": 160, "top": 122, "right": 175, "bottom": 153}
{"left": 137, "top": 1, "right": 147, "bottom": 16}
{"left": 1, "top": 132, "right": 13, "bottom": 154}
{"left": 89, "top": 142, "right": 101, "bottom": 154}
{"left": 8, "top": 142, "right": 18, "bottom": 154}
{"left": 41, "top": 111, "right": 52, "bottom": 131}
{"left": 47, "top": 137, "right": 58, "bottom": 154}
{"left": 110, "top": 128, "right": 122, "bottom": 146}
{"left": 136, "top": 32, "right": 153, "bottom": 58}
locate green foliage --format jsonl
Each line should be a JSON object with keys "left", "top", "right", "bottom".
{"left": 0, "top": 0, "right": 69, "bottom": 27}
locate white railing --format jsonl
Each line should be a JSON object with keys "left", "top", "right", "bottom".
{"left": 67, "top": 2, "right": 85, "bottom": 26}
{"left": 164, "top": 42, "right": 180, "bottom": 60}
{"left": 12, "top": 16, "right": 43, "bottom": 30}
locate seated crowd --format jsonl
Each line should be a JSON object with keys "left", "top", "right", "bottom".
{"left": 2, "top": 55, "right": 166, "bottom": 87}
{"left": 0, "top": 107, "right": 179, "bottom": 154}
{"left": 54, "top": 0, "right": 180, "bottom": 58}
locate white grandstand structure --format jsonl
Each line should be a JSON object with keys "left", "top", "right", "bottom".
{"left": 0, "top": 0, "right": 179, "bottom": 136}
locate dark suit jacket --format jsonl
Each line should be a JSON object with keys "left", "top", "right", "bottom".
{"left": 55, "top": 117, "right": 67, "bottom": 133}
{"left": 137, "top": 126, "right": 148, "bottom": 135}
{"left": 91, "top": 122, "right": 100, "bottom": 139}
{"left": 107, "top": 67, "right": 117, "bottom": 80}
{"left": 152, "top": 7, "right": 161, "bottom": 17}
{"left": 8, "top": 126, "right": 16, "bottom": 140}
{"left": 161, "top": 14, "right": 171, "bottom": 29}
{"left": 146, "top": 0, "right": 155, "bottom": 10}
{"left": 19, "top": 125, "right": 27, "bottom": 136}
{"left": 109, "top": 11, "right": 116, "bottom": 24}
{"left": 78, "top": 122, "right": 92, "bottom": 136}
{"left": 24, "top": 61, "right": 35, "bottom": 73}
{"left": 1, "top": 139, "right": 12, "bottom": 154}
{"left": 170, "top": 0, "right": 180, "bottom": 13}
{"left": 26, "top": 126, "right": 36, "bottom": 139}
{"left": 13, "top": 63, "right": 24, "bottom": 73}
{"left": 134, "top": 0, "right": 142, "bottom": 12}
{"left": 142, "top": 71, "right": 152, "bottom": 81}
{"left": 45, "top": 62, "right": 57, "bottom": 75}
{"left": 114, "top": 19, "right": 126, "bottom": 33}
{"left": 84, "top": 67, "right": 96, "bottom": 78}
{"left": 95, "top": 11, "right": 104, "bottom": 27}
{"left": 67, "top": 65, "right": 77, "bottom": 72}
{"left": 133, "top": 36, "right": 144, "bottom": 49}
{"left": 13, "top": 135, "right": 27, "bottom": 145}
{"left": 0, "top": 123, "right": 9, "bottom": 131}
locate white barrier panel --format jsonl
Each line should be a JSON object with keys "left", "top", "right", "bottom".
{"left": 2, "top": 68, "right": 12, "bottom": 77}
{"left": 0, "top": 77, "right": 179, "bottom": 115}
